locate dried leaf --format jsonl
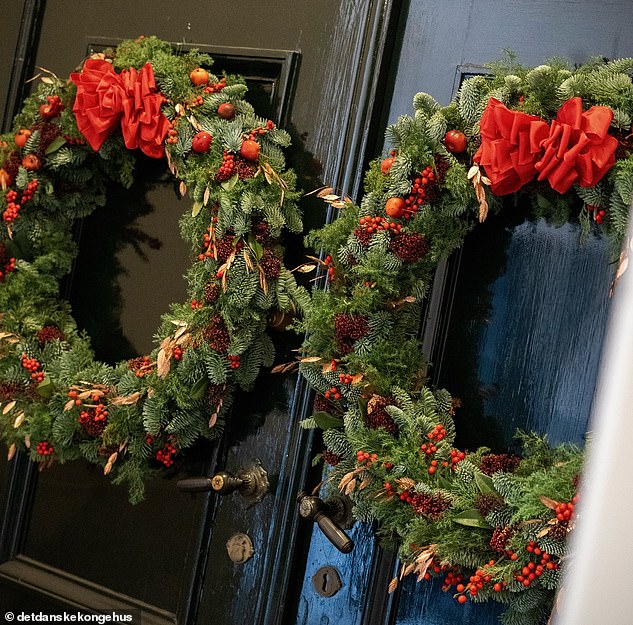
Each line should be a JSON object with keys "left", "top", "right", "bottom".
{"left": 192, "top": 201, "right": 203, "bottom": 217}
{"left": 110, "top": 392, "right": 142, "bottom": 406}
{"left": 2, "top": 400, "right": 16, "bottom": 414}
{"left": 358, "top": 477, "right": 373, "bottom": 491}
{"left": 316, "top": 187, "right": 335, "bottom": 198}
{"left": 331, "top": 201, "right": 347, "bottom": 209}
{"left": 208, "top": 412, "right": 218, "bottom": 428}
{"left": 338, "top": 468, "right": 361, "bottom": 491}
{"left": 539, "top": 495, "right": 560, "bottom": 510}
{"left": 203, "top": 186, "right": 210, "bottom": 206}
{"left": 292, "top": 263, "right": 317, "bottom": 273}
{"left": 322, "top": 360, "right": 336, "bottom": 373}
{"left": 8, "top": 443, "right": 16, "bottom": 461}
{"left": 350, "top": 373, "right": 364, "bottom": 385}
{"left": 40, "top": 76, "right": 54, "bottom": 85}
{"left": 157, "top": 348, "right": 172, "bottom": 378}
{"left": 24, "top": 435, "right": 31, "bottom": 449}
{"left": 344, "top": 480, "right": 357, "bottom": 496}
{"left": 397, "top": 477, "right": 416, "bottom": 491}
{"left": 467, "top": 165, "right": 480, "bottom": 180}
{"left": 271, "top": 361, "right": 298, "bottom": 374}
{"left": 78, "top": 390, "right": 92, "bottom": 400}
{"left": 321, "top": 194, "right": 341, "bottom": 202}
{"left": 64, "top": 399, "right": 76, "bottom": 411}
{"left": 388, "top": 577, "right": 399, "bottom": 594}
{"left": 179, "top": 181, "right": 187, "bottom": 197}
{"left": 13, "top": 412, "right": 25, "bottom": 428}
{"left": 175, "top": 103, "right": 185, "bottom": 116}
{"left": 300, "top": 356, "right": 322, "bottom": 363}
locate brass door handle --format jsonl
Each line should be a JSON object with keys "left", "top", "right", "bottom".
{"left": 297, "top": 492, "right": 354, "bottom": 553}
{"left": 177, "top": 461, "right": 269, "bottom": 503}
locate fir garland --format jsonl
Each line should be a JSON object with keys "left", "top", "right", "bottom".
{"left": 0, "top": 36, "right": 308, "bottom": 502}
{"left": 298, "top": 56, "right": 633, "bottom": 625}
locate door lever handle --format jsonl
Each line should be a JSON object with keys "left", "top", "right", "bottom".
{"left": 297, "top": 491, "right": 354, "bottom": 553}
{"left": 177, "top": 460, "right": 269, "bottom": 503}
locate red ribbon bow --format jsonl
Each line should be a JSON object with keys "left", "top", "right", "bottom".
{"left": 474, "top": 97, "right": 617, "bottom": 195}
{"left": 71, "top": 59, "right": 171, "bottom": 159}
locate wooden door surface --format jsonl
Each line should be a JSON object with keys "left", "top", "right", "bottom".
{"left": 0, "top": 2, "right": 400, "bottom": 624}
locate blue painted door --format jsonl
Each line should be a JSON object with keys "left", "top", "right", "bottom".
{"left": 293, "top": 2, "right": 633, "bottom": 625}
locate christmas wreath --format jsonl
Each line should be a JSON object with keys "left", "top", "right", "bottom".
{"left": 297, "top": 56, "right": 633, "bottom": 625}
{"left": 0, "top": 36, "right": 308, "bottom": 502}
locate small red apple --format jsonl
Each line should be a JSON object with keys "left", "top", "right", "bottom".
{"left": 381, "top": 156, "right": 395, "bottom": 175}
{"left": 444, "top": 130, "right": 467, "bottom": 154}
{"left": 385, "top": 197, "right": 406, "bottom": 218}
{"left": 22, "top": 154, "right": 41, "bottom": 171}
{"left": 14, "top": 129, "right": 32, "bottom": 148}
{"left": 240, "top": 139, "right": 260, "bottom": 161}
{"left": 217, "top": 103, "right": 236, "bottom": 120}
{"left": 191, "top": 131, "right": 213, "bottom": 154}
{"left": 189, "top": 68, "right": 209, "bottom": 86}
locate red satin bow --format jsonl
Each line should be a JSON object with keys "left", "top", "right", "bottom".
{"left": 474, "top": 97, "right": 617, "bottom": 195}
{"left": 71, "top": 59, "right": 171, "bottom": 159}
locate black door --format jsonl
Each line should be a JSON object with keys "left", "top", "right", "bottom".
{"left": 0, "top": 1, "right": 400, "bottom": 624}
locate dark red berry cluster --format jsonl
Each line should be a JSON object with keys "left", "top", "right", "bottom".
{"left": 36, "top": 440, "right": 54, "bottom": 456}
{"left": 128, "top": 356, "right": 152, "bottom": 378}
{"left": 334, "top": 313, "right": 369, "bottom": 354}
{"left": 411, "top": 491, "right": 451, "bottom": 518}
{"left": 366, "top": 395, "right": 399, "bottom": 435}
{"left": 479, "top": 453, "right": 521, "bottom": 475}
{"left": 156, "top": 441, "right": 177, "bottom": 467}
{"left": 228, "top": 354, "right": 240, "bottom": 369}
{"left": 21, "top": 353, "right": 44, "bottom": 383}
{"left": 322, "top": 449, "right": 341, "bottom": 466}
{"left": 36, "top": 325, "right": 65, "bottom": 345}
{"left": 78, "top": 400, "right": 109, "bottom": 437}
{"left": 0, "top": 255, "right": 15, "bottom": 281}
{"left": 203, "top": 77, "right": 226, "bottom": 94}
{"left": 389, "top": 232, "right": 429, "bottom": 263}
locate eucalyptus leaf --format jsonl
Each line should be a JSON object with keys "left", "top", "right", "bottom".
{"left": 221, "top": 174, "right": 239, "bottom": 191}
{"left": 312, "top": 411, "right": 344, "bottom": 430}
{"left": 474, "top": 471, "right": 499, "bottom": 496}
{"left": 452, "top": 509, "right": 492, "bottom": 529}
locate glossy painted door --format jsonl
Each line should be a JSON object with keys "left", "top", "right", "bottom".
{"left": 0, "top": 2, "right": 400, "bottom": 624}
{"left": 292, "top": 2, "right": 633, "bottom": 625}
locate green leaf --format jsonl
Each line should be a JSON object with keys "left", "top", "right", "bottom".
{"left": 312, "top": 411, "right": 344, "bottom": 430}
{"left": 192, "top": 201, "right": 203, "bottom": 217}
{"left": 36, "top": 376, "right": 54, "bottom": 399}
{"left": 248, "top": 236, "right": 264, "bottom": 260}
{"left": 438, "top": 476, "right": 453, "bottom": 490}
{"left": 44, "top": 136, "right": 67, "bottom": 155}
{"left": 452, "top": 509, "right": 492, "bottom": 529}
{"left": 536, "top": 193, "right": 553, "bottom": 210}
{"left": 190, "top": 378, "right": 208, "bottom": 400}
{"left": 221, "top": 174, "right": 239, "bottom": 191}
{"left": 474, "top": 471, "right": 499, "bottom": 496}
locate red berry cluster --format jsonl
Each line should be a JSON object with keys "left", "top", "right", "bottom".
{"left": 215, "top": 150, "right": 235, "bottom": 181}
{"left": 173, "top": 346, "right": 183, "bottom": 361}
{"left": 442, "top": 568, "right": 464, "bottom": 592}
{"left": 420, "top": 441, "right": 437, "bottom": 455}
{"left": 156, "top": 441, "right": 177, "bottom": 467}
{"left": 383, "top": 481, "right": 397, "bottom": 497}
{"left": 165, "top": 128, "right": 179, "bottom": 145}
{"left": 189, "top": 95, "right": 204, "bottom": 107}
{"left": 3, "top": 180, "right": 38, "bottom": 223}
{"left": 354, "top": 215, "right": 402, "bottom": 246}
{"left": 203, "top": 78, "right": 227, "bottom": 94}
{"left": 555, "top": 496, "right": 577, "bottom": 522}
{"left": 228, "top": 354, "right": 240, "bottom": 369}
{"left": 427, "top": 424, "right": 447, "bottom": 442}
{"left": 198, "top": 224, "right": 216, "bottom": 261}
{"left": 36, "top": 440, "right": 54, "bottom": 456}
{"left": 78, "top": 400, "right": 109, "bottom": 437}
{"left": 323, "top": 255, "right": 335, "bottom": 282}
{"left": 21, "top": 353, "right": 44, "bottom": 383}
{"left": 191, "top": 299, "right": 203, "bottom": 310}
{"left": 586, "top": 204, "right": 607, "bottom": 224}
{"left": 0, "top": 255, "right": 15, "bottom": 281}
{"left": 455, "top": 561, "right": 500, "bottom": 603}
{"left": 324, "top": 386, "right": 341, "bottom": 400}
{"left": 247, "top": 119, "right": 275, "bottom": 140}
{"left": 514, "top": 542, "right": 558, "bottom": 588}
{"left": 356, "top": 449, "right": 378, "bottom": 467}
{"left": 67, "top": 390, "right": 82, "bottom": 406}
{"left": 450, "top": 448, "right": 466, "bottom": 468}
{"left": 403, "top": 165, "right": 437, "bottom": 218}
{"left": 64, "top": 135, "right": 86, "bottom": 146}
{"left": 128, "top": 356, "right": 152, "bottom": 378}
{"left": 338, "top": 373, "right": 353, "bottom": 385}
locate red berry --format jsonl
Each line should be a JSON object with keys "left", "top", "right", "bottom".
{"left": 457, "top": 595, "right": 467, "bottom": 604}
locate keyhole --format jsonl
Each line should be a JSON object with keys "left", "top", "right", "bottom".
{"left": 312, "top": 566, "right": 342, "bottom": 597}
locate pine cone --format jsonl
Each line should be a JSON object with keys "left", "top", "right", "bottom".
{"left": 313, "top": 394, "right": 344, "bottom": 415}
{"left": 36, "top": 325, "right": 65, "bottom": 345}
{"left": 253, "top": 220, "right": 271, "bottom": 243}
{"left": 475, "top": 493, "right": 505, "bottom": 517}
{"left": 0, "top": 380, "right": 25, "bottom": 401}
{"left": 334, "top": 313, "right": 369, "bottom": 354}
{"left": 216, "top": 234, "right": 236, "bottom": 264}
{"left": 480, "top": 453, "right": 521, "bottom": 475}
{"left": 204, "top": 315, "right": 230, "bottom": 353}
{"left": 260, "top": 249, "right": 281, "bottom": 279}
{"left": 366, "top": 394, "right": 399, "bottom": 435}
{"left": 204, "top": 282, "right": 221, "bottom": 304}
{"left": 322, "top": 449, "right": 341, "bottom": 466}
{"left": 547, "top": 521, "right": 569, "bottom": 541}
{"left": 389, "top": 232, "right": 429, "bottom": 263}
{"left": 489, "top": 525, "right": 514, "bottom": 552}
{"left": 411, "top": 492, "right": 452, "bottom": 519}
{"left": 434, "top": 153, "right": 450, "bottom": 184}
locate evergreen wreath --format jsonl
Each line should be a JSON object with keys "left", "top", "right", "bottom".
{"left": 0, "top": 36, "right": 308, "bottom": 502}
{"left": 297, "top": 55, "right": 633, "bottom": 625}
